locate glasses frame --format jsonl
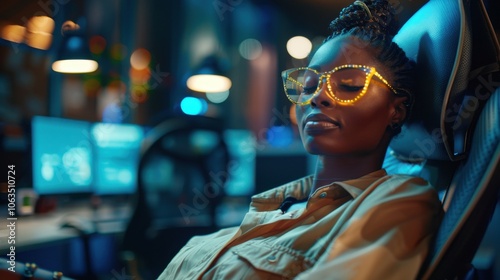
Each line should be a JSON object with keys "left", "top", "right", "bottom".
{"left": 281, "top": 64, "right": 399, "bottom": 106}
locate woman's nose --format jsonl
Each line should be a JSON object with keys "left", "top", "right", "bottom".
{"left": 310, "top": 80, "right": 333, "bottom": 108}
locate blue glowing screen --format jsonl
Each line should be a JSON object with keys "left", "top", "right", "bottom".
{"left": 92, "top": 123, "right": 144, "bottom": 195}
{"left": 32, "top": 116, "right": 93, "bottom": 195}
{"left": 223, "top": 129, "right": 256, "bottom": 196}
{"left": 32, "top": 116, "right": 145, "bottom": 196}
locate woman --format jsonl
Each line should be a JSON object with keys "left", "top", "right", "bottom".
{"left": 159, "top": 0, "right": 442, "bottom": 279}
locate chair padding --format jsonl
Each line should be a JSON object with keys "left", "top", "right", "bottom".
{"left": 391, "top": 0, "right": 469, "bottom": 161}
{"left": 422, "top": 88, "right": 500, "bottom": 279}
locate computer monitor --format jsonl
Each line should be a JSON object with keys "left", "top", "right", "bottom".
{"left": 91, "top": 123, "right": 144, "bottom": 195}
{"left": 32, "top": 116, "right": 93, "bottom": 195}
{"left": 223, "top": 129, "right": 256, "bottom": 196}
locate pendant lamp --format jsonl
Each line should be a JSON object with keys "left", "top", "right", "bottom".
{"left": 186, "top": 56, "right": 231, "bottom": 93}
{"left": 51, "top": 20, "right": 98, "bottom": 74}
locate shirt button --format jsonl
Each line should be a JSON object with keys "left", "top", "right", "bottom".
{"left": 319, "top": 192, "right": 327, "bottom": 198}
{"left": 267, "top": 255, "right": 277, "bottom": 263}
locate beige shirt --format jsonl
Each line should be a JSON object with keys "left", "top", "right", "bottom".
{"left": 159, "top": 170, "right": 443, "bottom": 280}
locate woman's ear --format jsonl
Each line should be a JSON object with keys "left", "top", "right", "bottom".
{"left": 390, "top": 97, "right": 407, "bottom": 126}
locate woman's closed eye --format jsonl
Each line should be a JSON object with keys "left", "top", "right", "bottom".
{"left": 333, "top": 78, "right": 364, "bottom": 93}
{"left": 301, "top": 74, "right": 318, "bottom": 95}
{"left": 337, "top": 84, "right": 364, "bottom": 92}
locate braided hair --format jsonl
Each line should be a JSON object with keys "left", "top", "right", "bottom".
{"left": 326, "top": 0, "right": 415, "bottom": 122}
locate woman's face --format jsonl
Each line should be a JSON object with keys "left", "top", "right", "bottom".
{"left": 295, "top": 36, "right": 403, "bottom": 156}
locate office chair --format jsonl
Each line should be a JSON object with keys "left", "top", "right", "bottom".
{"left": 121, "top": 115, "right": 230, "bottom": 279}
{"left": 382, "top": 0, "right": 500, "bottom": 279}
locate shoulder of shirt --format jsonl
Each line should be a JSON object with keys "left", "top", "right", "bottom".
{"left": 384, "top": 173, "right": 430, "bottom": 185}
{"left": 373, "top": 173, "right": 435, "bottom": 194}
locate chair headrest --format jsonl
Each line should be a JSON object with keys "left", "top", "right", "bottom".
{"left": 390, "top": 0, "right": 469, "bottom": 162}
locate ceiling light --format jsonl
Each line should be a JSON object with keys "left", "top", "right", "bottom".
{"left": 186, "top": 56, "right": 231, "bottom": 93}
{"left": 52, "top": 20, "right": 98, "bottom": 74}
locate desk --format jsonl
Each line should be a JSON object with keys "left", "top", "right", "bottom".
{"left": 0, "top": 201, "right": 132, "bottom": 252}
{"left": 0, "top": 200, "right": 133, "bottom": 279}
{"left": 0, "top": 197, "right": 248, "bottom": 279}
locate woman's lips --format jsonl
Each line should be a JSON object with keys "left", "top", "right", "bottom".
{"left": 303, "top": 113, "right": 340, "bottom": 134}
{"left": 304, "top": 120, "right": 339, "bottom": 134}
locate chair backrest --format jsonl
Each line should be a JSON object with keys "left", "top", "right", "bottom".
{"left": 424, "top": 86, "right": 500, "bottom": 279}
{"left": 122, "top": 115, "right": 230, "bottom": 278}
{"left": 137, "top": 115, "right": 229, "bottom": 225}
{"left": 383, "top": 0, "right": 500, "bottom": 278}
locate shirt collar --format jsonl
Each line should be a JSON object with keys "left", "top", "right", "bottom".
{"left": 335, "top": 169, "right": 387, "bottom": 198}
{"left": 250, "top": 169, "right": 387, "bottom": 211}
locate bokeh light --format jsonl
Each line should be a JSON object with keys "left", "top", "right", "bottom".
{"left": 130, "top": 48, "right": 151, "bottom": 70}
{"left": 206, "top": 90, "right": 230, "bottom": 103}
{"left": 129, "top": 67, "right": 151, "bottom": 85}
{"left": 108, "top": 80, "right": 127, "bottom": 95}
{"left": 239, "top": 38, "right": 263, "bottom": 60}
{"left": 266, "top": 126, "right": 294, "bottom": 147}
{"left": 131, "top": 85, "right": 148, "bottom": 103}
{"left": 89, "top": 35, "right": 107, "bottom": 55}
{"left": 286, "top": 36, "right": 312, "bottom": 59}
{"left": 181, "top": 97, "right": 207, "bottom": 115}
{"left": 102, "top": 103, "right": 123, "bottom": 123}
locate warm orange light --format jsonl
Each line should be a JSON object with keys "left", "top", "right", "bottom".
{"left": 108, "top": 80, "right": 127, "bottom": 94}
{"left": 24, "top": 16, "right": 54, "bottom": 50}
{"left": 130, "top": 48, "right": 151, "bottom": 70}
{"left": 0, "top": 16, "right": 55, "bottom": 49}
{"left": 25, "top": 31, "right": 53, "bottom": 50}
{"left": 26, "top": 16, "right": 54, "bottom": 33}
{"left": 129, "top": 67, "right": 151, "bottom": 85}
{"left": 0, "top": 24, "right": 25, "bottom": 43}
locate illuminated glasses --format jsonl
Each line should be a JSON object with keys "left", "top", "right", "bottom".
{"left": 281, "top": 64, "right": 399, "bottom": 105}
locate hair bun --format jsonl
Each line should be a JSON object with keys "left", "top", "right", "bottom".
{"left": 329, "top": 0, "right": 399, "bottom": 39}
